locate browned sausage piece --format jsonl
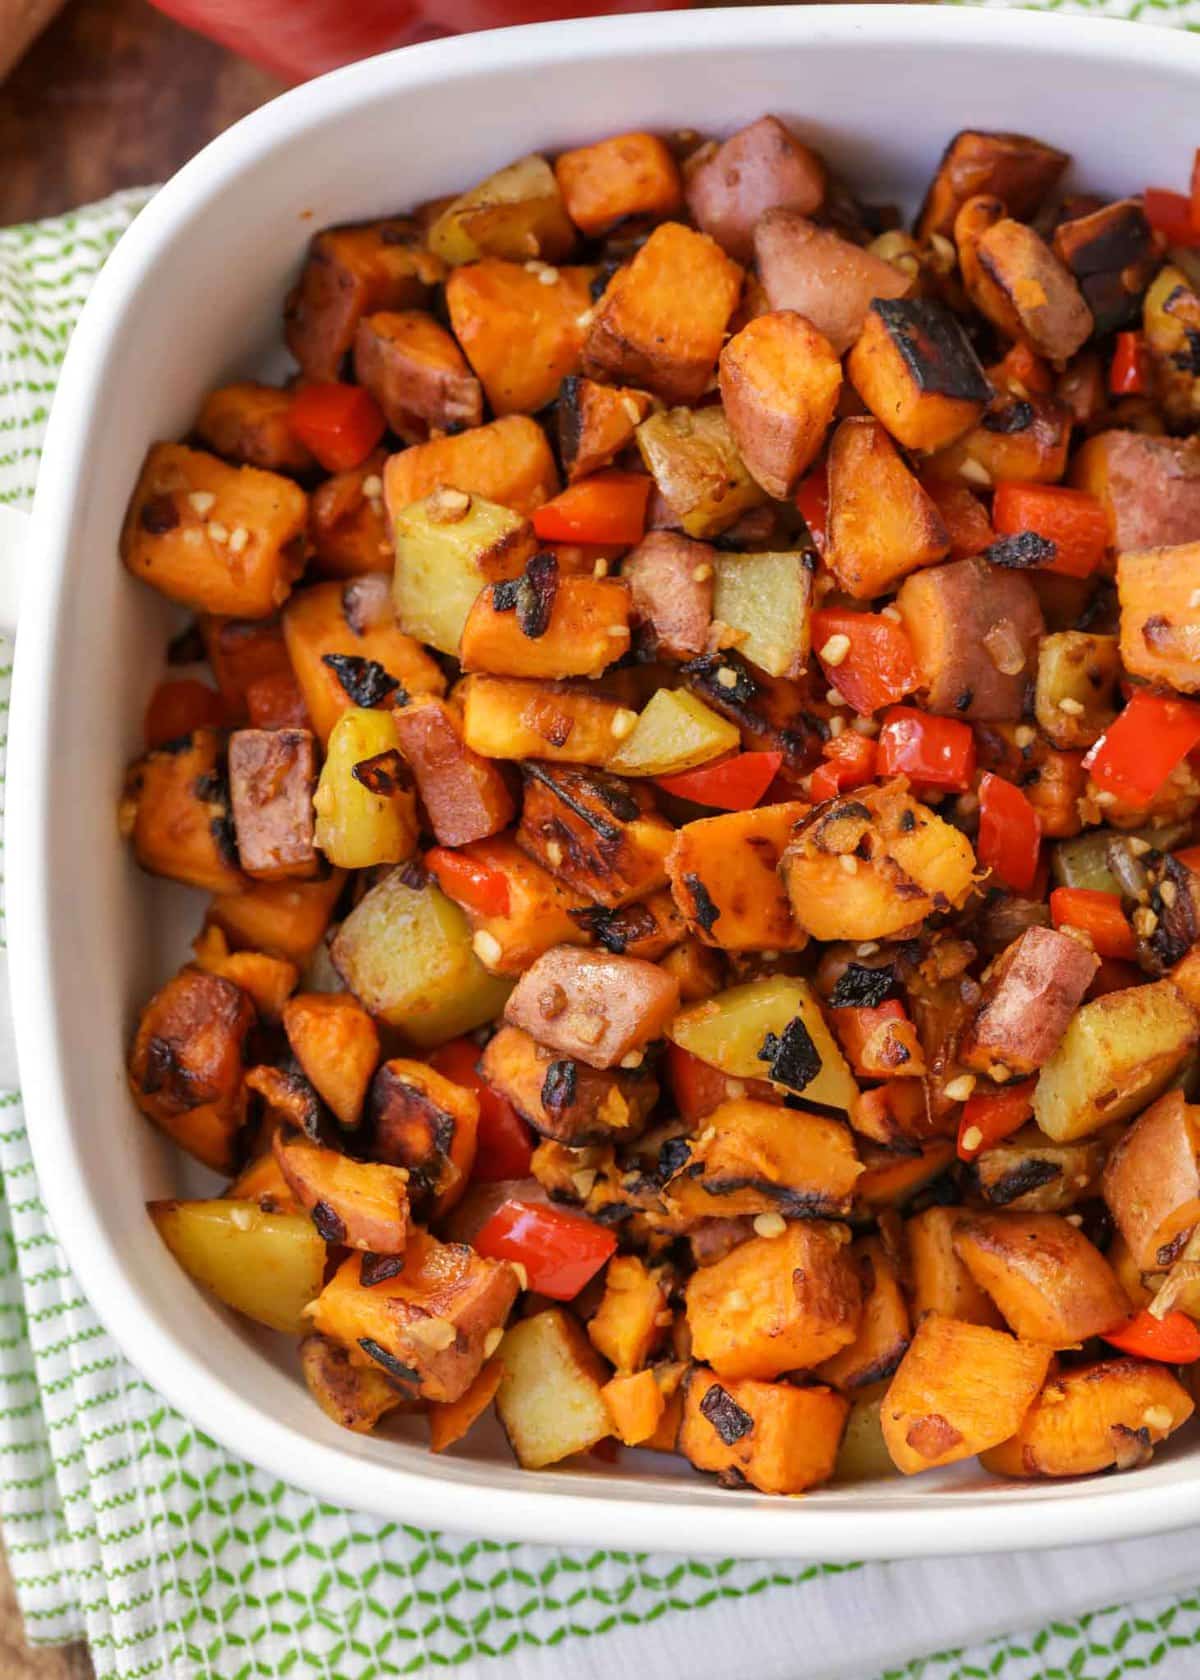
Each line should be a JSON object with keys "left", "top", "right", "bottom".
{"left": 622, "top": 530, "right": 715, "bottom": 661}
{"left": 959, "top": 926, "right": 1098, "bottom": 1078}
{"left": 1071, "top": 430, "right": 1200, "bottom": 553}
{"left": 353, "top": 310, "right": 483, "bottom": 443}
{"left": 683, "top": 116, "right": 826, "bottom": 264}
{"left": 896, "top": 556, "right": 1044, "bottom": 720}
{"left": 754, "top": 210, "right": 909, "bottom": 358}
{"left": 228, "top": 728, "right": 320, "bottom": 881}
{"left": 392, "top": 694, "right": 515, "bottom": 847}
{"left": 284, "top": 221, "right": 443, "bottom": 382}
{"left": 504, "top": 945, "right": 681, "bottom": 1069}
{"left": 916, "top": 130, "right": 1069, "bottom": 243}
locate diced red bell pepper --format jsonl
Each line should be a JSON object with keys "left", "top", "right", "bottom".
{"left": 922, "top": 479, "right": 996, "bottom": 560}
{"left": 1083, "top": 690, "right": 1200, "bottom": 805}
{"left": 665, "top": 1042, "right": 766, "bottom": 1124}
{"left": 812, "top": 607, "right": 921, "bottom": 716}
{"left": 991, "top": 482, "right": 1109, "bottom": 580}
{"left": 1192, "top": 148, "right": 1200, "bottom": 237}
{"left": 809, "top": 731, "right": 878, "bottom": 803}
{"left": 956, "top": 1078, "right": 1036, "bottom": 1161}
{"left": 795, "top": 461, "right": 828, "bottom": 554}
{"left": 1087, "top": 957, "right": 1144, "bottom": 1000}
{"left": 876, "top": 707, "right": 976, "bottom": 792}
{"left": 989, "top": 342, "right": 1054, "bottom": 397}
{"left": 1144, "top": 186, "right": 1200, "bottom": 249}
{"left": 244, "top": 670, "right": 311, "bottom": 730}
{"left": 1050, "top": 886, "right": 1136, "bottom": 960}
{"left": 977, "top": 772, "right": 1042, "bottom": 894}
{"left": 1104, "top": 1307, "right": 1200, "bottom": 1364}
{"left": 473, "top": 1199, "right": 616, "bottom": 1300}
{"left": 830, "top": 1000, "right": 916, "bottom": 1079}
{"left": 1109, "top": 331, "right": 1150, "bottom": 397}
{"left": 531, "top": 471, "right": 650, "bottom": 546}
{"left": 655, "top": 750, "right": 782, "bottom": 810}
{"left": 429, "top": 1038, "right": 534, "bottom": 1182}
{"left": 425, "top": 846, "right": 511, "bottom": 919}
{"left": 288, "top": 381, "right": 387, "bottom": 472}
{"left": 1176, "top": 844, "right": 1200, "bottom": 876}
{"left": 143, "top": 678, "right": 226, "bottom": 748}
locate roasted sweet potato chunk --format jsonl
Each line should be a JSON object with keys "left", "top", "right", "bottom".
{"left": 195, "top": 382, "right": 315, "bottom": 475}
{"left": 129, "top": 967, "right": 254, "bottom": 1173}
{"left": 300, "top": 1334, "right": 409, "bottom": 1435}
{"left": 191, "top": 926, "right": 298, "bottom": 1021}
{"left": 602, "top": 1368, "right": 665, "bottom": 1446}
{"left": 667, "top": 802, "right": 808, "bottom": 952}
{"left": 504, "top": 945, "right": 680, "bottom": 1069}
{"left": 428, "top": 1355, "right": 505, "bottom": 1453}
{"left": 663, "top": 1098, "right": 862, "bottom": 1221}
{"left": 1102, "top": 1089, "right": 1200, "bottom": 1273}
{"left": 916, "top": 130, "right": 1069, "bottom": 243}
{"left": 382, "top": 415, "right": 559, "bottom": 521}
{"left": 754, "top": 210, "right": 909, "bottom": 358}
{"left": 122, "top": 728, "right": 245, "bottom": 895}
{"left": 587, "top": 1254, "right": 670, "bottom": 1371}
{"left": 207, "top": 870, "right": 346, "bottom": 962}
{"left": 1052, "top": 199, "right": 1158, "bottom": 336}
{"left": 557, "top": 377, "right": 655, "bottom": 484}
{"left": 447, "top": 260, "right": 594, "bottom": 417}
{"left": 228, "top": 727, "right": 320, "bottom": 882}
{"left": 555, "top": 130, "right": 682, "bottom": 236}
{"left": 517, "top": 760, "right": 673, "bottom": 908}
{"left": 308, "top": 451, "right": 392, "bottom": 579}
{"left": 622, "top": 530, "right": 714, "bottom": 661}
{"left": 572, "top": 890, "right": 686, "bottom": 962}
{"left": 281, "top": 992, "right": 380, "bottom": 1130}
{"left": 907, "top": 1207, "right": 1004, "bottom": 1327}
{"left": 1071, "top": 430, "right": 1200, "bottom": 553}
{"left": 284, "top": 219, "right": 443, "bottom": 381}
{"left": 684, "top": 116, "right": 826, "bottom": 264}
{"left": 967, "top": 1128, "right": 1106, "bottom": 1215}
{"left": 923, "top": 390, "right": 1071, "bottom": 489}
{"left": 353, "top": 310, "right": 482, "bottom": 441}
{"left": 480, "top": 1024, "right": 657, "bottom": 1146}
{"left": 896, "top": 556, "right": 1044, "bottom": 720}
{"left": 958, "top": 926, "right": 1098, "bottom": 1078}
{"left": 847, "top": 298, "right": 991, "bottom": 455}
{"left": 1118, "top": 541, "right": 1200, "bottom": 693}
{"left": 459, "top": 558, "right": 632, "bottom": 680}
{"left": 961, "top": 210, "right": 1093, "bottom": 363}
{"left": 718, "top": 310, "right": 841, "bottom": 499}
{"left": 458, "top": 675, "right": 633, "bottom": 767}
{"left": 367, "top": 1058, "right": 479, "bottom": 1215}
{"left": 273, "top": 1127, "right": 410, "bottom": 1253}
{"left": 953, "top": 1212, "right": 1129, "bottom": 1347}
{"left": 826, "top": 417, "right": 950, "bottom": 599}
{"left": 392, "top": 695, "right": 515, "bottom": 847}
{"left": 680, "top": 1368, "right": 847, "bottom": 1494}
{"left": 817, "top": 1236, "right": 910, "bottom": 1391}
{"left": 981, "top": 1359, "right": 1193, "bottom": 1478}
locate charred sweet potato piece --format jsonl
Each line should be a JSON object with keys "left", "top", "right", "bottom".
{"left": 199, "top": 613, "right": 292, "bottom": 721}
{"left": 206, "top": 870, "right": 346, "bottom": 962}
{"left": 308, "top": 450, "right": 392, "bottom": 579}
{"left": 970, "top": 215, "right": 1093, "bottom": 363}
{"left": 282, "top": 575, "right": 444, "bottom": 745}
{"left": 273, "top": 1127, "right": 410, "bottom": 1252}
{"left": 959, "top": 926, "right": 1098, "bottom": 1078}
{"left": 953, "top": 1212, "right": 1129, "bottom": 1347}
{"left": 353, "top": 310, "right": 482, "bottom": 441}
{"left": 284, "top": 219, "right": 443, "bottom": 381}
{"left": 718, "top": 310, "right": 841, "bottom": 499}
{"left": 882, "top": 1314, "right": 1052, "bottom": 1473}
{"left": 681, "top": 651, "right": 823, "bottom": 787}
{"left": 122, "top": 729, "right": 245, "bottom": 894}
{"left": 817, "top": 1236, "right": 910, "bottom": 1391}
{"left": 495, "top": 1307, "right": 611, "bottom": 1468}
{"left": 847, "top": 298, "right": 992, "bottom": 455}
{"left": 573, "top": 891, "right": 686, "bottom": 962}
{"left": 923, "top": 390, "right": 1072, "bottom": 489}
{"left": 1052, "top": 199, "right": 1158, "bottom": 336}
{"left": 667, "top": 802, "right": 808, "bottom": 953}
{"left": 664, "top": 1099, "right": 862, "bottom": 1222}
{"left": 300, "top": 1334, "right": 409, "bottom": 1434}
{"left": 555, "top": 130, "right": 682, "bottom": 236}
{"left": 446, "top": 260, "right": 594, "bottom": 417}
{"left": 967, "top": 1128, "right": 1106, "bottom": 1214}
{"left": 460, "top": 557, "right": 632, "bottom": 680}
{"left": 907, "top": 1207, "right": 1004, "bottom": 1327}
{"left": 434, "top": 833, "right": 591, "bottom": 974}
{"left": 916, "top": 130, "right": 1069, "bottom": 243}
{"left": 587, "top": 1254, "right": 670, "bottom": 1371}
{"left": 754, "top": 210, "right": 909, "bottom": 358}
{"left": 686, "top": 1221, "right": 861, "bottom": 1381}
{"left": 517, "top": 760, "right": 673, "bottom": 908}
{"left": 392, "top": 695, "right": 515, "bottom": 846}
{"left": 505, "top": 945, "right": 680, "bottom": 1070}
{"left": 427, "top": 1355, "right": 505, "bottom": 1453}
{"left": 981, "top": 1359, "right": 1194, "bottom": 1478}
{"left": 227, "top": 727, "right": 319, "bottom": 882}
{"left": 557, "top": 376, "right": 655, "bottom": 484}
{"left": 1071, "top": 430, "right": 1200, "bottom": 552}
{"left": 622, "top": 530, "right": 714, "bottom": 661}
{"left": 602, "top": 1368, "right": 665, "bottom": 1446}
{"left": 281, "top": 991, "right": 380, "bottom": 1130}
{"left": 457, "top": 675, "right": 634, "bottom": 768}
{"left": 191, "top": 925, "right": 298, "bottom": 1021}
{"left": 684, "top": 116, "right": 826, "bottom": 265}
{"left": 1119, "top": 541, "right": 1200, "bottom": 693}
{"left": 1102, "top": 1089, "right": 1200, "bottom": 1273}
{"left": 122, "top": 443, "right": 307, "bottom": 618}
{"left": 896, "top": 556, "right": 1044, "bottom": 720}
{"left": 195, "top": 382, "right": 315, "bottom": 474}
{"left": 826, "top": 417, "right": 950, "bottom": 599}
{"left": 856, "top": 1140, "right": 958, "bottom": 1211}
{"left": 367, "top": 1058, "right": 479, "bottom": 1216}
{"left": 480, "top": 1023, "right": 657, "bottom": 1146}
{"left": 310, "top": 1234, "right": 519, "bottom": 1404}
{"left": 129, "top": 967, "right": 255, "bottom": 1172}
{"left": 680, "top": 1368, "right": 847, "bottom": 1494}
{"left": 583, "top": 222, "right": 743, "bottom": 405}
{"left": 382, "top": 415, "right": 559, "bottom": 521}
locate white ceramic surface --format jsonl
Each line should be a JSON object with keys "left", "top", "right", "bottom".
{"left": 9, "top": 5, "right": 1200, "bottom": 1559}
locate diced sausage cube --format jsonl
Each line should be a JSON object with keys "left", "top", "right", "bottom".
{"left": 1073, "top": 431, "right": 1200, "bottom": 554}
{"left": 228, "top": 728, "right": 320, "bottom": 881}
{"left": 195, "top": 382, "right": 315, "bottom": 474}
{"left": 959, "top": 925, "right": 1099, "bottom": 1078}
{"left": 392, "top": 694, "right": 515, "bottom": 847}
{"left": 504, "top": 945, "right": 680, "bottom": 1069}
{"left": 683, "top": 115, "right": 826, "bottom": 264}
{"left": 623, "top": 530, "right": 715, "bottom": 661}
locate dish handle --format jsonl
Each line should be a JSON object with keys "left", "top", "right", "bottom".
{"left": 0, "top": 505, "right": 26, "bottom": 634}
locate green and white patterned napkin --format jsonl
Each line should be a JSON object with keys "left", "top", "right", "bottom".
{"left": 7, "top": 13, "right": 1200, "bottom": 1670}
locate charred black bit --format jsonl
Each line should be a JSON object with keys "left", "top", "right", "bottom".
{"left": 592, "top": 779, "right": 642, "bottom": 823}
{"left": 570, "top": 902, "right": 659, "bottom": 954}
{"left": 359, "top": 1252, "right": 407, "bottom": 1288}
{"left": 869, "top": 297, "right": 992, "bottom": 402}
{"left": 830, "top": 962, "right": 897, "bottom": 1009}
{"left": 757, "top": 1016, "right": 822, "bottom": 1094}
{"left": 321, "top": 653, "right": 401, "bottom": 708}
{"left": 1111, "top": 1423, "right": 1154, "bottom": 1471}
{"left": 351, "top": 749, "right": 411, "bottom": 798}
{"left": 151, "top": 734, "right": 196, "bottom": 757}
{"left": 700, "top": 1383, "right": 754, "bottom": 1445}
{"left": 683, "top": 874, "right": 721, "bottom": 932}
{"left": 356, "top": 1338, "right": 420, "bottom": 1387}
{"left": 167, "top": 621, "right": 205, "bottom": 665}
{"left": 682, "top": 651, "right": 758, "bottom": 709}
{"left": 398, "top": 859, "right": 428, "bottom": 891}
{"left": 981, "top": 1158, "right": 1062, "bottom": 1205}
{"left": 516, "top": 551, "right": 559, "bottom": 639}
{"left": 556, "top": 375, "right": 583, "bottom": 472}
{"left": 655, "top": 1135, "right": 694, "bottom": 1185}
{"left": 590, "top": 262, "right": 620, "bottom": 302}
{"left": 1172, "top": 329, "right": 1200, "bottom": 376}
{"left": 194, "top": 767, "right": 240, "bottom": 869}
{"left": 140, "top": 494, "right": 180, "bottom": 534}
{"left": 491, "top": 579, "right": 520, "bottom": 611}
{"left": 311, "top": 1200, "right": 348, "bottom": 1243}
{"left": 899, "top": 808, "right": 918, "bottom": 831}
{"left": 541, "top": 1060, "right": 578, "bottom": 1116}
{"left": 982, "top": 399, "right": 1035, "bottom": 434}
{"left": 985, "top": 532, "right": 1057, "bottom": 569}
{"left": 521, "top": 764, "right": 625, "bottom": 843}
{"left": 1140, "top": 852, "right": 1197, "bottom": 974}
{"left": 141, "top": 1037, "right": 205, "bottom": 1108}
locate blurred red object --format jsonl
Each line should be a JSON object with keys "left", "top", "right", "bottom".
{"left": 151, "top": 0, "right": 687, "bottom": 82}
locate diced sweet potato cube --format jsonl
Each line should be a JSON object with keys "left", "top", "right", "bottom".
{"left": 663, "top": 1099, "right": 862, "bottom": 1221}
{"left": 460, "top": 560, "right": 632, "bottom": 680}
{"left": 191, "top": 926, "right": 298, "bottom": 1021}
{"left": 583, "top": 222, "right": 743, "bottom": 406}
{"left": 1118, "top": 541, "right": 1200, "bottom": 693}
{"left": 273, "top": 1128, "right": 410, "bottom": 1253}
{"left": 572, "top": 891, "right": 686, "bottom": 963}
{"left": 718, "top": 310, "right": 841, "bottom": 500}
{"left": 1102, "top": 1089, "right": 1200, "bottom": 1273}
{"left": 916, "top": 130, "right": 1069, "bottom": 243}
{"left": 847, "top": 299, "right": 992, "bottom": 455}
{"left": 206, "top": 870, "right": 346, "bottom": 962}
{"left": 896, "top": 556, "right": 1044, "bottom": 720}
{"left": 680, "top": 1368, "right": 847, "bottom": 1494}
{"left": 959, "top": 926, "right": 1098, "bottom": 1077}
{"left": 923, "top": 391, "right": 1072, "bottom": 488}
{"left": 622, "top": 530, "right": 714, "bottom": 661}
{"left": 555, "top": 131, "right": 682, "bottom": 236}
{"left": 602, "top": 1369, "right": 665, "bottom": 1446}
{"left": 557, "top": 377, "right": 655, "bottom": 484}
{"left": 588, "top": 1254, "right": 670, "bottom": 1372}
{"left": 1070, "top": 430, "right": 1200, "bottom": 552}
{"left": 907, "top": 1208, "right": 1004, "bottom": 1328}
{"left": 300, "top": 1334, "right": 409, "bottom": 1434}
{"left": 684, "top": 116, "right": 825, "bottom": 265}
{"left": 754, "top": 210, "right": 909, "bottom": 358}
{"left": 1052, "top": 198, "right": 1157, "bottom": 336}
{"left": 284, "top": 219, "right": 443, "bottom": 381}
{"left": 968, "top": 1127, "right": 1106, "bottom": 1216}
{"left": 367, "top": 1058, "right": 479, "bottom": 1217}
{"left": 199, "top": 612, "right": 292, "bottom": 721}
{"left": 982, "top": 1359, "right": 1194, "bottom": 1478}
{"left": 307, "top": 450, "right": 392, "bottom": 579}
{"left": 667, "top": 802, "right": 808, "bottom": 952}
{"left": 310, "top": 1234, "right": 518, "bottom": 1404}
{"left": 122, "top": 728, "right": 245, "bottom": 894}
{"left": 505, "top": 945, "right": 680, "bottom": 1069}
{"left": 128, "top": 967, "right": 254, "bottom": 1173}
{"left": 686, "top": 1221, "right": 861, "bottom": 1381}
{"left": 195, "top": 382, "right": 315, "bottom": 474}
{"left": 816, "top": 1235, "right": 911, "bottom": 1391}
{"left": 227, "top": 727, "right": 319, "bottom": 882}
{"left": 517, "top": 760, "right": 673, "bottom": 908}
{"left": 428, "top": 1355, "right": 505, "bottom": 1453}
{"left": 353, "top": 310, "right": 482, "bottom": 442}
{"left": 457, "top": 675, "right": 632, "bottom": 768}
{"left": 122, "top": 442, "right": 306, "bottom": 618}
{"left": 480, "top": 1023, "right": 657, "bottom": 1146}
{"left": 281, "top": 991, "right": 380, "bottom": 1130}
{"left": 436, "top": 834, "right": 592, "bottom": 975}
{"left": 953, "top": 1212, "right": 1129, "bottom": 1347}
{"left": 826, "top": 417, "right": 950, "bottom": 599}
{"left": 881, "top": 1314, "right": 1052, "bottom": 1474}
{"left": 970, "top": 216, "right": 1093, "bottom": 363}
{"left": 447, "top": 260, "right": 594, "bottom": 417}
{"left": 383, "top": 415, "right": 559, "bottom": 521}
{"left": 495, "top": 1307, "right": 611, "bottom": 1468}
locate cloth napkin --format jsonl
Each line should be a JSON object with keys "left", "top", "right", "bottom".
{"left": 7, "top": 8, "right": 1200, "bottom": 1671}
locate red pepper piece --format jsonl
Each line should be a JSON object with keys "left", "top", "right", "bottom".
{"left": 1050, "top": 886, "right": 1136, "bottom": 960}
{"left": 1083, "top": 690, "right": 1200, "bottom": 805}
{"left": 288, "top": 382, "right": 387, "bottom": 472}
{"left": 425, "top": 845, "right": 511, "bottom": 919}
{"left": 977, "top": 772, "right": 1042, "bottom": 894}
{"left": 1104, "top": 1308, "right": 1200, "bottom": 1364}
{"left": 876, "top": 707, "right": 976, "bottom": 792}
{"left": 1109, "top": 331, "right": 1150, "bottom": 396}
{"left": 143, "top": 678, "right": 226, "bottom": 748}
{"left": 429, "top": 1038, "right": 533, "bottom": 1182}
{"left": 655, "top": 750, "right": 782, "bottom": 810}
{"left": 1144, "top": 186, "right": 1200, "bottom": 249}
{"left": 474, "top": 1200, "right": 617, "bottom": 1300}
{"left": 809, "top": 731, "right": 878, "bottom": 803}
{"left": 991, "top": 482, "right": 1109, "bottom": 580}
{"left": 531, "top": 471, "right": 651, "bottom": 546}
{"left": 811, "top": 607, "right": 921, "bottom": 716}
{"left": 956, "top": 1078, "right": 1037, "bottom": 1161}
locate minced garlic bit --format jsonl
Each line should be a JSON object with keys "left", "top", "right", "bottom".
{"left": 828, "top": 715, "right": 845, "bottom": 739}
{"left": 619, "top": 1051, "right": 643, "bottom": 1069}
{"left": 880, "top": 605, "right": 903, "bottom": 624}
{"left": 511, "top": 1261, "right": 529, "bottom": 1291}
{"left": 692, "top": 563, "right": 713, "bottom": 583}
{"left": 944, "top": 1074, "right": 977, "bottom": 1103}
{"left": 1190, "top": 588, "right": 1200, "bottom": 609}
{"left": 409, "top": 1316, "right": 457, "bottom": 1351}
{"left": 229, "top": 1204, "right": 255, "bottom": 1231}
{"left": 427, "top": 485, "right": 471, "bottom": 523}
{"left": 575, "top": 309, "right": 595, "bottom": 330}
{"left": 1127, "top": 836, "right": 1152, "bottom": 856}
{"left": 753, "top": 1212, "right": 787, "bottom": 1239}
{"left": 715, "top": 666, "right": 738, "bottom": 689}
{"left": 545, "top": 839, "right": 564, "bottom": 868}
{"left": 1057, "top": 695, "right": 1085, "bottom": 716}
{"left": 819, "top": 633, "right": 851, "bottom": 667}
{"left": 1014, "top": 725, "right": 1036, "bottom": 749}
{"left": 207, "top": 521, "right": 230, "bottom": 544}
{"left": 593, "top": 558, "right": 609, "bottom": 578}
{"left": 826, "top": 688, "right": 847, "bottom": 707}
{"left": 610, "top": 708, "right": 638, "bottom": 740}
{"left": 187, "top": 490, "right": 216, "bottom": 516}
{"left": 990, "top": 1062, "right": 1012, "bottom": 1083}
{"left": 959, "top": 1125, "right": 983, "bottom": 1154}
{"left": 1143, "top": 1405, "right": 1174, "bottom": 1432}
{"left": 959, "top": 458, "right": 992, "bottom": 487}
{"left": 621, "top": 396, "right": 644, "bottom": 425}
{"left": 483, "top": 1327, "right": 505, "bottom": 1358}
{"left": 1133, "top": 907, "right": 1159, "bottom": 938}
{"left": 537, "top": 266, "right": 559, "bottom": 286}
{"left": 857, "top": 942, "right": 880, "bottom": 957}
{"left": 361, "top": 474, "right": 383, "bottom": 500}
{"left": 1095, "top": 789, "right": 1118, "bottom": 806}
{"left": 471, "top": 929, "right": 503, "bottom": 968}
{"left": 839, "top": 854, "right": 858, "bottom": 874}
{"left": 606, "top": 623, "right": 631, "bottom": 639}
{"left": 852, "top": 716, "right": 879, "bottom": 737}
{"left": 228, "top": 526, "right": 249, "bottom": 555}
{"left": 725, "top": 1080, "right": 746, "bottom": 1100}
{"left": 1161, "top": 878, "right": 1179, "bottom": 908}
{"left": 571, "top": 1169, "right": 598, "bottom": 1200}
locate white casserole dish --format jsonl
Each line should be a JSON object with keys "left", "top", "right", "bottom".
{"left": 8, "top": 4, "right": 1200, "bottom": 1559}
